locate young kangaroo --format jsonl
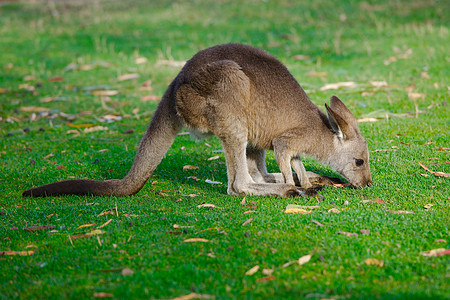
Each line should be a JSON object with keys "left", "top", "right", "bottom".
{"left": 22, "top": 43, "right": 372, "bottom": 198}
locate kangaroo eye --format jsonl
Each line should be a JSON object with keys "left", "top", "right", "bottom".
{"left": 355, "top": 159, "right": 364, "bottom": 167}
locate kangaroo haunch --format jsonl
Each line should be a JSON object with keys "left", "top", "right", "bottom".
{"left": 22, "top": 43, "right": 373, "bottom": 198}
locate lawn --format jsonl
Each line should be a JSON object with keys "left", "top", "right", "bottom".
{"left": 0, "top": 0, "right": 449, "bottom": 299}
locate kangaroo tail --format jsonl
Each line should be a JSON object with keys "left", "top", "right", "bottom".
{"left": 22, "top": 80, "right": 183, "bottom": 197}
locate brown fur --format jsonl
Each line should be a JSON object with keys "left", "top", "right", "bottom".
{"left": 22, "top": 44, "right": 372, "bottom": 198}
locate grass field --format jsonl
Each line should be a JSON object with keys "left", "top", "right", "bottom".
{"left": 0, "top": 0, "right": 449, "bottom": 299}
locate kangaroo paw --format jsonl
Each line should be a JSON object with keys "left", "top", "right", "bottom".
{"left": 302, "top": 187, "right": 324, "bottom": 200}
{"left": 285, "top": 188, "right": 304, "bottom": 198}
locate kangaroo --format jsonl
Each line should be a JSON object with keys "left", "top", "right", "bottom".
{"left": 22, "top": 43, "right": 372, "bottom": 198}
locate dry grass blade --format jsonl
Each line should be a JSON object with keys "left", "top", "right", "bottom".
{"left": 418, "top": 162, "right": 450, "bottom": 178}
{"left": 97, "top": 219, "right": 113, "bottom": 229}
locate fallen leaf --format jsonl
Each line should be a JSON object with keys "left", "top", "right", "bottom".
{"left": 243, "top": 210, "right": 257, "bottom": 214}
{"left": 19, "top": 106, "right": 50, "bottom": 112}
{"left": 242, "top": 218, "right": 253, "bottom": 226}
{"left": 71, "top": 229, "right": 105, "bottom": 240}
{"left": 364, "top": 258, "right": 384, "bottom": 267}
{"left": 240, "top": 196, "right": 247, "bottom": 205}
{"left": 120, "top": 267, "right": 134, "bottom": 276}
{"left": 183, "top": 165, "right": 199, "bottom": 170}
{"left": 307, "top": 71, "right": 327, "bottom": 77}
{"left": 155, "top": 190, "right": 169, "bottom": 196}
{"left": 360, "top": 229, "right": 370, "bottom": 235}
{"left": 98, "top": 114, "right": 122, "bottom": 122}
{"left": 311, "top": 220, "right": 324, "bottom": 227}
{"left": 68, "top": 123, "right": 94, "bottom": 128}
{"left": 370, "top": 80, "right": 388, "bottom": 88}
{"left": 86, "top": 229, "right": 104, "bottom": 236}
{"left": 421, "top": 71, "right": 430, "bottom": 79}
{"left": 207, "top": 155, "right": 220, "bottom": 161}
{"left": 93, "top": 292, "right": 114, "bottom": 298}
{"left": 0, "top": 88, "right": 9, "bottom": 93}
{"left": 424, "top": 204, "right": 434, "bottom": 210}
{"left": 418, "top": 161, "right": 449, "bottom": 178}
{"left": 66, "top": 129, "right": 80, "bottom": 135}
{"left": 360, "top": 92, "right": 374, "bottom": 97}
{"left": 197, "top": 203, "right": 222, "bottom": 209}
{"left": 186, "top": 176, "right": 201, "bottom": 181}
{"left": 117, "top": 73, "right": 139, "bottom": 81}
{"left": 49, "top": 76, "right": 64, "bottom": 82}
{"left": 387, "top": 210, "right": 414, "bottom": 214}
{"left": 77, "top": 223, "right": 96, "bottom": 229}
{"left": 282, "top": 260, "right": 296, "bottom": 268}
{"left": 338, "top": 230, "right": 358, "bottom": 237}
{"left": 361, "top": 199, "right": 385, "bottom": 204}
{"left": 135, "top": 57, "right": 148, "bottom": 64}
{"left": 183, "top": 238, "right": 210, "bottom": 243}
{"left": 408, "top": 92, "right": 425, "bottom": 100}
{"left": 205, "top": 179, "right": 222, "bottom": 185}
{"left": 0, "top": 250, "right": 35, "bottom": 256}
{"left": 19, "top": 83, "right": 35, "bottom": 91}
{"left": 328, "top": 208, "right": 341, "bottom": 214}
{"left": 257, "top": 276, "right": 276, "bottom": 282}
{"left": 141, "top": 95, "right": 160, "bottom": 101}
{"left": 80, "top": 64, "right": 95, "bottom": 71}
{"left": 84, "top": 126, "right": 108, "bottom": 133}
{"left": 97, "top": 208, "right": 117, "bottom": 217}
{"left": 169, "top": 231, "right": 183, "bottom": 236}
{"left": 298, "top": 254, "right": 312, "bottom": 265}
{"left": 262, "top": 268, "right": 274, "bottom": 275}
{"left": 284, "top": 208, "right": 312, "bottom": 214}
{"left": 24, "top": 225, "right": 55, "bottom": 232}
{"left": 173, "top": 224, "right": 193, "bottom": 229}
{"left": 170, "top": 293, "right": 214, "bottom": 300}
{"left": 156, "top": 60, "right": 186, "bottom": 67}
{"left": 292, "top": 54, "right": 311, "bottom": 60}
{"left": 320, "top": 81, "right": 357, "bottom": 91}
{"left": 56, "top": 166, "right": 67, "bottom": 170}
{"left": 97, "top": 219, "right": 112, "bottom": 229}
{"left": 420, "top": 248, "right": 450, "bottom": 257}
{"left": 91, "top": 90, "right": 118, "bottom": 96}
{"left": 435, "top": 239, "right": 447, "bottom": 243}
{"left": 245, "top": 265, "right": 259, "bottom": 276}
{"left": 331, "top": 182, "right": 352, "bottom": 187}
{"left": 43, "top": 153, "right": 54, "bottom": 160}
{"left": 184, "top": 194, "right": 199, "bottom": 199}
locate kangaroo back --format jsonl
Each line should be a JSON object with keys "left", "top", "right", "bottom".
{"left": 22, "top": 80, "right": 182, "bottom": 197}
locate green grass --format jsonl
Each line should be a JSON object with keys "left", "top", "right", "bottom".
{"left": 0, "top": 0, "right": 449, "bottom": 299}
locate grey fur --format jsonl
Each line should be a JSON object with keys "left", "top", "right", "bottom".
{"left": 22, "top": 44, "right": 372, "bottom": 198}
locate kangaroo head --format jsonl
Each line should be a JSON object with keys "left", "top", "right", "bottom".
{"left": 324, "top": 96, "right": 373, "bottom": 188}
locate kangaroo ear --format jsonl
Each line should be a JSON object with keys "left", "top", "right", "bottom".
{"left": 325, "top": 96, "right": 358, "bottom": 139}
